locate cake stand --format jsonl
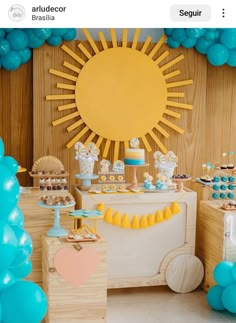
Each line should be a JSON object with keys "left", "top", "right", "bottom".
{"left": 125, "top": 164, "right": 149, "bottom": 190}
{"left": 38, "top": 200, "right": 75, "bottom": 237}
{"left": 171, "top": 177, "right": 192, "bottom": 192}
{"left": 75, "top": 174, "right": 98, "bottom": 191}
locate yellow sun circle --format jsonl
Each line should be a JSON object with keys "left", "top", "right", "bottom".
{"left": 75, "top": 47, "right": 167, "bottom": 142}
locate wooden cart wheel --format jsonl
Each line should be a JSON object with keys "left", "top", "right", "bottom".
{"left": 165, "top": 254, "right": 204, "bottom": 293}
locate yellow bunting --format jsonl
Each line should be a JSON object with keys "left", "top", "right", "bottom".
{"left": 113, "top": 211, "right": 121, "bottom": 226}
{"left": 156, "top": 210, "right": 164, "bottom": 223}
{"left": 104, "top": 208, "right": 113, "bottom": 223}
{"left": 131, "top": 215, "right": 140, "bottom": 229}
{"left": 121, "top": 213, "right": 130, "bottom": 228}
{"left": 164, "top": 207, "right": 172, "bottom": 220}
{"left": 96, "top": 203, "right": 105, "bottom": 213}
{"left": 171, "top": 202, "right": 180, "bottom": 214}
{"left": 140, "top": 215, "right": 149, "bottom": 229}
{"left": 148, "top": 213, "right": 155, "bottom": 226}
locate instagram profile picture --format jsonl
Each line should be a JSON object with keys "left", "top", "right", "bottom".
{"left": 8, "top": 4, "right": 25, "bottom": 22}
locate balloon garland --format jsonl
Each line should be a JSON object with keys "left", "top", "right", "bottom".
{"left": 164, "top": 28, "right": 236, "bottom": 67}
{"left": 0, "top": 28, "right": 76, "bottom": 71}
{"left": 0, "top": 138, "right": 47, "bottom": 323}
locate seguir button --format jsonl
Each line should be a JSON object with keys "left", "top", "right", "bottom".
{"left": 170, "top": 5, "right": 211, "bottom": 21}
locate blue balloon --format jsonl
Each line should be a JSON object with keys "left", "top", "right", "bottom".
{"left": 10, "top": 259, "right": 32, "bottom": 279}
{"left": 186, "top": 28, "right": 206, "bottom": 39}
{"left": 220, "top": 29, "right": 236, "bottom": 49}
{"left": 52, "top": 28, "right": 67, "bottom": 36}
{"left": 0, "top": 137, "right": 4, "bottom": 159}
{"left": 213, "top": 261, "right": 234, "bottom": 287}
{"left": 11, "top": 226, "right": 33, "bottom": 266}
{"left": 0, "top": 164, "right": 20, "bottom": 217}
{"left": 0, "top": 38, "right": 10, "bottom": 56}
{"left": 207, "top": 44, "right": 229, "bottom": 66}
{"left": 2, "top": 155, "right": 19, "bottom": 174}
{"left": 222, "top": 283, "right": 236, "bottom": 313}
{"left": 206, "top": 285, "right": 225, "bottom": 311}
{"left": 227, "top": 49, "right": 236, "bottom": 67}
{"left": 0, "top": 28, "right": 5, "bottom": 38}
{"left": 172, "top": 28, "right": 186, "bottom": 42}
{"left": 6, "top": 206, "right": 24, "bottom": 228}
{"left": 32, "top": 28, "right": 52, "bottom": 40}
{"left": 63, "top": 28, "right": 76, "bottom": 41}
{"left": 182, "top": 37, "right": 197, "bottom": 48}
{"left": 1, "top": 280, "right": 48, "bottom": 323}
{"left": 25, "top": 30, "right": 45, "bottom": 48}
{"left": 195, "top": 38, "right": 213, "bottom": 54}
{"left": 0, "top": 221, "right": 18, "bottom": 271}
{"left": 1, "top": 50, "right": 22, "bottom": 71}
{"left": 164, "top": 28, "right": 174, "bottom": 36}
{"left": 18, "top": 48, "right": 31, "bottom": 64}
{"left": 167, "top": 37, "right": 180, "bottom": 48}
{"left": 231, "top": 262, "right": 236, "bottom": 281}
{"left": 4, "top": 28, "right": 14, "bottom": 32}
{"left": 47, "top": 35, "right": 62, "bottom": 46}
{"left": 6, "top": 29, "right": 28, "bottom": 50}
{"left": 205, "top": 31, "right": 217, "bottom": 41}
{"left": 0, "top": 269, "right": 16, "bottom": 290}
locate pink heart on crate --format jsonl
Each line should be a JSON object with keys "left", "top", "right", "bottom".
{"left": 53, "top": 247, "right": 100, "bottom": 288}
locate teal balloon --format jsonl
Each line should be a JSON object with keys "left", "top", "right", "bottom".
{"left": 6, "top": 29, "right": 28, "bottom": 50}
{"left": 0, "top": 138, "right": 4, "bottom": 159}
{"left": 63, "top": 28, "right": 76, "bottom": 41}
{"left": 25, "top": 30, "right": 45, "bottom": 48}
{"left": 0, "top": 29, "right": 5, "bottom": 38}
{"left": 172, "top": 29, "right": 186, "bottom": 42}
{"left": 6, "top": 206, "right": 24, "bottom": 228}
{"left": 52, "top": 28, "right": 67, "bottom": 36}
{"left": 0, "top": 164, "right": 20, "bottom": 217}
{"left": 227, "top": 49, "right": 236, "bottom": 67}
{"left": 220, "top": 29, "right": 236, "bottom": 49}
{"left": 4, "top": 28, "right": 13, "bottom": 32}
{"left": 0, "top": 39, "right": 10, "bottom": 56}
{"left": 10, "top": 259, "right": 32, "bottom": 279}
{"left": 195, "top": 38, "right": 213, "bottom": 54}
{"left": 206, "top": 285, "right": 225, "bottom": 311}
{"left": 207, "top": 44, "right": 229, "bottom": 66}
{"left": 18, "top": 48, "right": 31, "bottom": 64}
{"left": 0, "top": 221, "right": 18, "bottom": 271}
{"left": 0, "top": 270, "right": 16, "bottom": 290}
{"left": 33, "top": 28, "right": 52, "bottom": 40}
{"left": 182, "top": 37, "right": 197, "bottom": 48}
{"left": 11, "top": 227, "right": 32, "bottom": 266}
{"left": 213, "top": 261, "right": 234, "bottom": 287}
{"left": 186, "top": 28, "right": 206, "bottom": 39}
{"left": 47, "top": 35, "right": 62, "bottom": 46}
{"left": 1, "top": 280, "right": 48, "bottom": 323}
{"left": 2, "top": 156, "right": 18, "bottom": 174}
{"left": 167, "top": 37, "right": 180, "bottom": 48}
{"left": 164, "top": 28, "right": 174, "bottom": 36}
{"left": 205, "top": 31, "right": 217, "bottom": 41}
{"left": 222, "top": 283, "right": 236, "bottom": 313}
{"left": 1, "top": 50, "right": 21, "bottom": 71}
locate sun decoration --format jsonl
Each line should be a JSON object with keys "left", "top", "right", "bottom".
{"left": 46, "top": 28, "right": 193, "bottom": 162}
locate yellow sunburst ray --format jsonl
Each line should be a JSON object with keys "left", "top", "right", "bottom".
{"left": 95, "top": 136, "right": 104, "bottom": 148}
{"left": 155, "top": 124, "right": 170, "bottom": 138}
{"left": 63, "top": 61, "right": 81, "bottom": 74}
{"left": 131, "top": 29, "right": 141, "bottom": 49}
{"left": 103, "top": 139, "right": 111, "bottom": 158}
{"left": 46, "top": 94, "right": 76, "bottom": 100}
{"left": 110, "top": 29, "right": 117, "bottom": 48}
{"left": 164, "top": 108, "right": 181, "bottom": 118}
{"left": 159, "top": 55, "right": 185, "bottom": 72}
{"left": 141, "top": 136, "right": 152, "bottom": 152}
{"left": 149, "top": 130, "right": 167, "bottom": 154}
{"left": 141, "top": 36, "right": 152, "bottom": 53}
{"left": 66, "top": 126, "right": 90, "bottom": 148}
{"left": 58, "top": 103, "right": 77, "bottom": 111}
{"left": 166, "top": 79, "right": 193, "bottom": 89}
{"left": 57, "top": 83, "right": 76, "bottom": 90}
{"left": 114, "top": 141, "right": 120, "bottom": 162}
{"left": 67, "top": 119, "right": 83, "bottom": 132}
{"left": 49, "top": 68, "right": 77, "bottom": 82}
{"left": 98, "top": 32, "right": 108, "bottom": 50}
{"left": 61, "top": 44, "right": 85, "bottom": 66}
{"left": 148, "top": 34, "right": 167, "bottom": 59}
{"left": 167, "top": 100, "right": 193, "bottom": 110}
{"left": 124, "top": 141, "right": 129, "bottom": 149}
{"left": 163, "top": 70, "right": 181, "bottom": 80}
{"left": 122, "top": 29, "right": 128, "bottom": 48}
{"left": 154, "top": 50, "right": 169, "bottom": 65}
{"left": 77, "top": 43, "right": 92, "bottom": 59}
{"left": 160, "top": 117, "right": 184, "bottom": 134}
{"left": 167, "top": 92, "right": 184, "bottom": 98}
{"left": 82, "top": 28, "right": 99, "bottom": 54}
{"left": 52, "top": 111, "right": 80, "bottom": 126}
{"left": 84, "top": 132, "right": 96, "bottom": 145}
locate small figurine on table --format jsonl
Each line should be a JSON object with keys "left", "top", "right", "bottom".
{"left": 100, "top": 159, "right": 110, "bottom": 173}
{"left": 143, "top": 172, "right": 155, "bottom": 190}
{"left": 155, "top": 173, "right": 168, "bottom": 190}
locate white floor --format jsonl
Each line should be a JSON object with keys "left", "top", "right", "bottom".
{"left": 107, "top": 286, "right": 236, "bottom": 323}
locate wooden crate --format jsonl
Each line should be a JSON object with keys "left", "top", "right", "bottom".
{"left": 197, "top": 200, "right": 236, "bottom": 292}
{"left": 42, "top": 235, "right": 107, "bottom": 323}
{"left": 18, "top": 188, "right": 75, "bottom": 285}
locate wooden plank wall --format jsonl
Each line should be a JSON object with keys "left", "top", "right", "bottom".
{"left": 1, "top": 39, "right": 236, "bottom": 188}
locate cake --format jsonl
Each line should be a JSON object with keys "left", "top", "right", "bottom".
{"left": 124, "top": 138, "right": 145, "bottom": 165}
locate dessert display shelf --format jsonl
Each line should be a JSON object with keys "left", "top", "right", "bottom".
{"left": 73, "top": 186, "right": 202, "bottom": 291}
{"left": 75, "top": 174, "right": 98, "bottom": 191}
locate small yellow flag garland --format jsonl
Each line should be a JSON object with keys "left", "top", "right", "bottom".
{"left": 96, "top": 201, "right": 181, "bottom": 230}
